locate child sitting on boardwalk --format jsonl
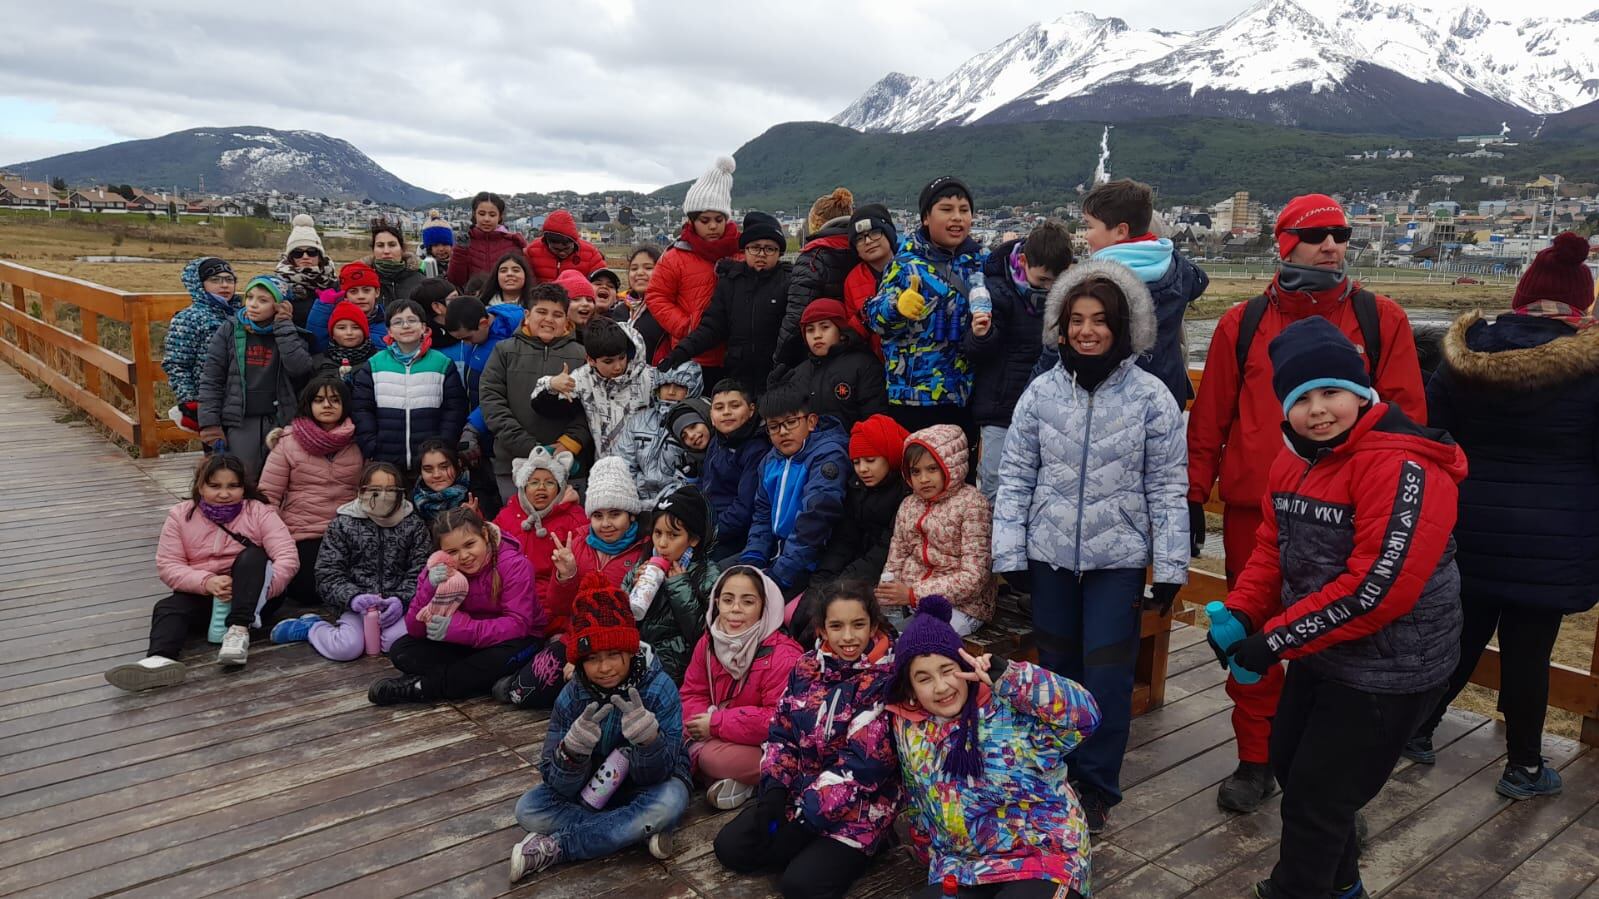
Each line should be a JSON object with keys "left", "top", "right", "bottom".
{"left": 620, "top": 486, "right": 720, "bottom": 683}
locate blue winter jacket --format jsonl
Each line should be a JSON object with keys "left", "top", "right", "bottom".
{"left": 865, "top": 229, "right": 987, "bottom": 407}
{"left": 1091, "top": 239, "right": 1208, "bottom": 405}
{"left": 163, "top": 258, "right": 239, "bottom": 403}
{"left": 539, "top": 650, "right": 690, "bottom": 803}
{"left": 963, "top": 239, "right": 1046, "bottom": 428}
{"left": 702, "top": 420, "right": 771, "bottom": 556}
{"left": 438, "top": 305, "right": 523, "bottom": 437}
{"left": 740, "top": 416, "right": 851, "bottom": 590}
{"left": 305, "top": 295, "right": 390, "bottom": 353}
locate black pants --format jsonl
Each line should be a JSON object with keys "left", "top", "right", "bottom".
{"left": 1268, "top": 662, "right": 1444, "bottom": 897}
{"left": 713, "top": 804, "right": 873, "bottom": 899}
{"left": 388, "top": 635, "right": 539, "bottom": 700}
{"left": 912, "top": 882, "right": 1081, "bottom": 899}
{"left": 148, "top": 545, "right": 275, "bottom": 658}
{"left": 1417, "top": 595, "right": 1564, "bottom": 768}
{"left": 886, "top": 403, "right": 979, "bottom": 484}
{"left": 282, "top": 537, "right": 322, "bottom": 609}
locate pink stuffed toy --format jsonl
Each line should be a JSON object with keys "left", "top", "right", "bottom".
{"left": 417, "top": 551, "right": 469, "bottom": 623}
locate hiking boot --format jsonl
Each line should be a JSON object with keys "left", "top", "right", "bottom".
{"left": 368, "top": 675, "right": 425, "bottom": 706}
{"left": 218, "top": 625, "right": 250, "bottom": 665}
{"left": 1496, "top": 761, "right": 1562, "bottom": 800}
{"left": 271, "top": 613, "right": 322, "bottom": 644}
{"left": 509, "top": 832, "right": 561, "bottom": 882}
{"left": 707, "top": 778, "right": 755, "bottom": 810}
{"left": 1218, "top": 761, "right": 1277, "bottom": 813}
{"left": 104, "top": 655, "right": 187, "bottom": 692}
{"left": 1401, "top": 735, "right": 1436, "bottom": 765}
{"left": 1253, "top": 879, "right": 1368, "bottom": 899}
{"left": 1079, "top": 790, "right": 1110, "bottom": 835}
{"left": 648, "top": 830, "right": 674, "bottom": 860}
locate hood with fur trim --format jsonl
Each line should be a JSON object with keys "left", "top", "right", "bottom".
{"left": 1441, "top": 310, "right": 1599, "bottom": 391}
{"left": 1042, "top": 259, "right": 1157, "bottom": 356}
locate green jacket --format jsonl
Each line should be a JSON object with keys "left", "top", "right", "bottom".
{"left": 622, "top": 553, "right": 721, "bottom": 683}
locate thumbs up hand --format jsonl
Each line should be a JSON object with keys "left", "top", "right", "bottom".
{"left": 896, "top": 273, "right": 928, "bottom": 320}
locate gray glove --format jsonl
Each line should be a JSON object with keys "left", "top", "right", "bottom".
{"left": 610, "top": 686, "right": 660, "bottom": 746}
{"left": 562, "top": 702, "right": 612, "bottom": 758}
{"left": 425, "top": 615, "right": 451, "bottom": 641}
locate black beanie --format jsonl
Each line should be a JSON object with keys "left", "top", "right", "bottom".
{"left": 739, "top": 211, "right": 787, "bottom": 252}
{"left": 196, "top": 257, "right": 234, "bottom": 283}
{"left": 849, "top": 203, "right": 898, "bottom": 250}
{"left": 918, "top": 176, "right": 973, "bottom": 219}
{"left": 653, "top": 485, "right": 712, "bottom": 545}
{"left": 1268, "top": 317, "right": 1375, "bottom": 415}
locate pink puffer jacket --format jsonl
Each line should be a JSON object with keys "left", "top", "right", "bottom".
{"left": 155, "top": 500, "right": 299, "bottom": 597}
{"left": 885, "top": 424, "right": 997, "bottom": 623}
{"left": 257, "top": 429, "right": 363, "bottom": 540}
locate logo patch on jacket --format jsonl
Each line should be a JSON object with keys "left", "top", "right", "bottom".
{"left": 821, "top": 462, "right": 840, "bottom": 480}
{"left": 834, "top": 382, "right": 852, "bottom": 401}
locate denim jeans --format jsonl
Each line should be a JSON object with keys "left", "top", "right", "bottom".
{"left": 978, "top": 425, "right": 1008, "bottom": 504}
{"left": 514, "top": 778, "right": 689, "bottom": 862}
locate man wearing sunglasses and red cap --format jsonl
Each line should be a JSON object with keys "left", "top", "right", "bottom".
{"left": 1186, "top": 193, "right": 1427, "bottom": 814}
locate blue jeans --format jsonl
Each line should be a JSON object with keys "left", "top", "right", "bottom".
{"left": 978, "top": 425, "right": 1008, "bottom": 505}
{"left": 1029, "top": 562, "right": 1143, "bottom": 805}
{"left": 514, "top": 778, "right": 689, "bottom": 862}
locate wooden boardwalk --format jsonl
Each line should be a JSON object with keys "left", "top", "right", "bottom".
{"left": 0, "top": 362, "right": 1594, "bottom": 899}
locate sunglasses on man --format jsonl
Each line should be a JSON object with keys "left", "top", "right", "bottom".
{"left": 1288, "top": 227, "right": 1352, "bottom": 244}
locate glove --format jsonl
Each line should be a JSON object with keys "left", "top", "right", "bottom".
{"left": 766, "top": 363, "right": 792, "bottom": 390}
{"left": 1206, "top": 608, "right": 1253, "bottom": 670}
{"left": 1189, "top": 501, "right": 1206, "bottom": 558}
{"left": 656, "top": 349, "right": 688, "bottom": 373}
{"left": 755, "top": 787, "right": 790, "bottom": 834}
{"left": 986, "top": 654, "right": 1011, "bottom": 682}
{"left": 611, "top": 686, "right": 660, "bottom": 746}
{"left": 458, "top": 427, "right": 482, "bottom": 468}
{"left": 425, "top": 614, "right": 451, "bottom": 641}
{"left": 178, "top": 401, "right": 200, "bottom": 432}
{"left": 349, "top": 593, "right": 383, "bottom": 614}
{"left": 562, "top": 701, "right": 612, "bottom": 759}
{"left": 1145, "top": 582, "right": 1182, "bottom": 616}
{"left": 377, "top": 596, "right": 405, "bottom": 628}
{"left": 895, "top": 274, "right": 928, "bottom": 320}
{"left": 1228, "top": 631, "right": 1280, "bottom": 676}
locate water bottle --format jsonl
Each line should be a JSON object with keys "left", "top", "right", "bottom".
{"left": 880, "top": 571, "right": 909, "bottom": 629}
{"left": 967, "top": 272, "right": 992, "bottom": 317}
{"left": 1206, "top": 601, "right": 1261, "bottom": 685}
{"left": 943, "top": 874, "right": 960, "bottom": 897}
{"left": 580, "top": 747, "right": 631, "bottom": 810}
{"left": 363, "top": 606, "right": 382, "bottom": 656}
{"left": 629, "top": 557, "right": 670, "bottom": 620}
{"left": 208, "top": 597, "right": 228, "bottom": 644}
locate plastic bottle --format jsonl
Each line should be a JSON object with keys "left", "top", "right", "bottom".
{"left": 967, "top": 272, "right": 993, "bottom": 317}
{"left": 363, "top": 606, "right": 382, "bottom": 657}
{"left": 629, "top": 556, "right": 670, "bottom": 619}
{"left": 880, "top": 571, "right": 909, "bottom": 629}
{"left": 207, "top": 597, "right": 228, "bottom": 644}
{"left": 580, "top": 747, "right": 632, "bottom": 810}
{"left": 942, "top": 874, "right": 959, "bottom": 896}
{"left": 1205, "top": 601, "right": 1261, "bottom": 685}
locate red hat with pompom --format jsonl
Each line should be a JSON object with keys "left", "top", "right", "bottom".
{"left": 569, "top": 571, "right": 639, "bottom": 660}
{"left": 1512, "top": 232, "right": 1595, "bottom": 312}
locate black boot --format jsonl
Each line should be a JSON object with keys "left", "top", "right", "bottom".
{"left": 1401, "top": 734, "right": 1436, "bottom": 765}
{"left": 368, "top": 674, "right": 425, "bottom": 706}
{"left": 1218, "top": 761, "right": 1278, "bottom": 813}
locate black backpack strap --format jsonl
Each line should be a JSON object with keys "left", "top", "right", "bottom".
{"left": 1350, "top": 289, "right": 1382, "bottom": 378}
{"left": 1234, "top": 295, "right": 1270, "bottom": 390}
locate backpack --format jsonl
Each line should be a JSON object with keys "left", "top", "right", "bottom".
{"left": 1235, "top": 289, "right": 1382, "bottom": 390}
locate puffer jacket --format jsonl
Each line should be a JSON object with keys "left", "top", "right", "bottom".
{"left": 843, "top": 261, "right": 887, "bottom": 359}
{"left": 1227, "top": 404, "right": 1465, "bottom": 694}
{"left": 781, "top": 326, "right": 889, "bottom": 430}
{"left": 445, "top": 226, "right": 528, "bottom": 290}
{"left": 546, "top": 526, "right": 651, "bottom": 636}
{"left": 865, "top": 228, "right": 987, "bottom": 407}
{"left": 885, "top": 425, "right": 997, "bottom": 624}
{"left": 615, "top": 363, "right": 704, "bottom": 505}
{"left": 680, "top": 568, "right": 804, "bottom": 745}
{"left": 815, "top": 476, "right": 908, "bottom": 584}
{"left": 256, "top": 425, "right": 363, "bottom": 540}
{"left": 1427, "top": 311, "right": 1599, "bottom": 613}
{"left": 314, "top": 499, "right": 431, "bottom": 613}
{"left": 890, "top": 660, "right": 1100, "bottom": 892}
{"left": 526, "top": 211, "right": 607, "bottom": 282}
{"left": 761, "top": 636, "right": 902, "bottom": 854}
{"left": 963, "top": 239, "right": 1046, "bottom": 429}
{"left": 163, "top": 258, "right": 237, "bottom": 403}
{"left": 305, "top": 292, "right": 388, "bottom": 354}
{"left": 438, "top": 304, "right": 522, "bottom": 422}
{"left": 665, "top": 259, "right": 791, "bottom": 394}
{"left": 479, "top": 328, "right": 593, "bottom": 478}
{"left": 404, "top": 526, "right": 547, "bottom": 647}
{"left": 350, "top": 346, "right": 468, "bottom": 471}
{"left": 994, "top": 261, "right": 1189, "bottom": 584}
{"left": 541, "top": 649, "right": 690, "bottom": 802}
{"left": 198, "top": 316, "right": 315, "bottom": 430}
{"left": 569, "top": 321, "right": 657, "bottom": 456}
{"left": 621, "top": 551, "right": 722, "bottom": 683}
{"left": 740, "top": 416, "right": 851, "bottom": 591}
{"left": 1092, "top": 237, "right": 1209, "bottom": 405}
{"left": 362, "top": 254, "right": 425, "bottom": 306}
{"left": 492, "top": 500, "right": 589, "bottom": 628}
{"left": 775, "top": 219, "right": 858, "bottom": 364}
{"left": 701, "top": 419, "right": 770, "bottom": 556}
{"left": 647, "top": 222, "right": 743, "bottom": 368}
{"left": 156, "top": 500, "right": 298, "bottom": 598}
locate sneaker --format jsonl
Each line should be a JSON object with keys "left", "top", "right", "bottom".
{"left": 707, "top": 779, "right": 755, "bottom": 810}
{"left": 1496, "top": 761, "right": 1562, "bottom": 800}
{"left": 368, "top": 675, "right": 425, "bottom": 706}
{"left": 491, "top": 674, "right": 516, "bottom": 705}
{"left": 509, "top": 832, "right": 561, "bottom": 882}
{"left": 1333, "top": 879, "right": 1371, "bottom": 899}
{"left": 1217, "top": 761, "right": 1278, "bottom": 813}
{"left": 1401, "top": 735, "right": 1436, "bottom": 765}
{"left": 104, "top": 655, "right": 187, "bottom": 692}
{"left": 270, "top": 613, "right": 322, "bottom": 644}
{"left": 1079, "top": 790, "right": 1109, "bottom": 835}
{"left": 647, "top": 830, "right": 674, "bottom": 860}
{"left": 218, "top": 625, "right": 250, "bottom": 665}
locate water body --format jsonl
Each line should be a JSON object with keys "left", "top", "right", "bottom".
{"left": 74, "top": 255, "right": 162, "bottom": 263}
{"left": 1185, "top": 308, "right": 1458, "bottom": 363}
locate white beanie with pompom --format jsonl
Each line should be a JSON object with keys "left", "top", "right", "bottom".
{"left": 284, "top": 214, "right": 326, "bottom": 256}
{"left": 683, "top": 156, "right": 736, "bottom": 218}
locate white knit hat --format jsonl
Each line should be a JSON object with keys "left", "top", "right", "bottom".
{"left": 285, "top": 214, "right": 325, "bottom": 255}
{"left": 512, "top": 445, "right": 573, "bottom": 492}
{"left": 683, "top": 156, "right": 736, "bottom": 218}
{"left": 585, "top": 456, "right": 642, "bottom": 515}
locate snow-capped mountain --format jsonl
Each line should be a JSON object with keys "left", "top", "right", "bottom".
{"left": 831, "top": 0, "right": 1599, "bottom": 136}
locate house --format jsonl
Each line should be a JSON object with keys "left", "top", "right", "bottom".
{"left": 125, "top": 188, "right": 180, "bottom": 212}
{"left": 68, "top": 187, "right": 128, "bottom": 211}
{"left": 0, "top": 179, "right": 57, "bottom": 208}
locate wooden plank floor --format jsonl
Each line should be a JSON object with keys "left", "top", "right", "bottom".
{"left": 0, "top": 362, "right": 1593, "bottom": 898}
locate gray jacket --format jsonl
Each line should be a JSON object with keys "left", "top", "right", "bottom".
{"left": 198, "top": 317, "right": 313, "bottom": 429}
{"left": 615, "top": 362, "right": 704, "bottom": 505}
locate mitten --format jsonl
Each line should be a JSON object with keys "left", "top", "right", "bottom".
{"left": 1145, "top": 582, "right": 1182, "bottom": 616}
{"left": 895, "top": 274, "right": 928, "bottom": 319}
{"left": 1188, "top": 501, "right": 1206, "bottom": 558}
{"left": 562, "top": 702, "right": 612, "bottom": 759}
{"left": 610, "top": 687, "right": 660, "bottom": 746}
{"left": 349, "top": 593, "right": 383, "bottom": 614}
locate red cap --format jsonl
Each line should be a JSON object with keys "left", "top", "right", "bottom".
{"left": 1274, "top": 194, "right": 1347, "bottom": 260}
{"left": 569, "top": 571, "right": 639, "bottom": 660}
{"left": 849, "top": 413, "right": 910, "bottom": 468}
{"left": 800, "top": 297, "right": 849, "bottom": 326}
{"left": 1512, "top": 231, "right": 1595, "bottom": 312}
{"left": 327, "top": 300, "right": 371, "bottom": 339}
{"left": 339, "top": 261, "right": 381, "bottom": 291}
{"left": 556, "top": 269, "right": 597, "bottom": 302}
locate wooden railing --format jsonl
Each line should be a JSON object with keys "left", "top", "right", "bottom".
{"left": 0, "top": 260, "right": 190, "bottom": 457}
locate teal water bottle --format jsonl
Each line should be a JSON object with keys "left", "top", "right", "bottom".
{"left": 208, "top": 597, "right": 229, "bottom": 644}
{"left": 1205, "top": 601, "right": 1260, "bottom": 685}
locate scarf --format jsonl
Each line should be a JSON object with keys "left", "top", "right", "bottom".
{"left": 275, "top": 257, "right": 338, "bottom": 298}
{"left": 371, "top": 257, "right": 412, "bottom": 283}
{"left": 1283, "top": 402, "right": 1371, "bottom": 462}
{"left": 676, "top": 221, "right": 742, "bottom": 264}
{"left": 1057, "top": 346, "right": 1124, "bottom": 393}
{"left": 357, "top": 492, "right": 410, "bottom": 528}
{"left": 384, "top": 328, "right": 432, "bottom": 366}
{"left": 412, "top": 473, "right": 471, "bottom": 521}
{"left": 325, "top": 341, "right": 377, "bottom": 377}
{"left": 1276, "top": 262, "right": 1347, "bottom": 296}
{"left": 290, "top": 417, "right": 354, "bottom": 457}
{"left": 587, "top": 520, "right": 640, "bottom": 555}
{"left": 576, "top": 650, "right": 649, "bottom": 702}
{"left": 707, "top": 595, "right": 785, "bottom": 684}
{"left": 821, "top": 630, "right": 892, "bottom": 665}
{"left": 517, "top": 489, "right": 558, "bottom": 536}
{"left": 1005, "top": 244, "right": 1047, "bottom": 317}
{"left": 199, "top": 499, "right": 244, "bottom": 524}
{"left": 235, "top": 308, "right": 275, "bottom": 335}
{"left": 1513, "top": 300, "right": 1594, "bottom": 330}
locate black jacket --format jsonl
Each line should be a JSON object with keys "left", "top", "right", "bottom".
{"left": 774, "top": 220, "right": 858, "bottom": 365}
{"left": 814, "top": 477, "right": 909, "bottom": 584}
{"left": 962, "top": 239, "right": 1046, "bottom": 429}
{"left": 666, "top": 260, "right": 790, "bottom": 394}
{"left": 780, "top": 328, "right": 889, "bottom": 430}
{"left": 1427, "top": 312, "right": 1599, "bottom": 613}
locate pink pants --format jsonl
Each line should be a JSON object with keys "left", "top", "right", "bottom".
{"left": 307, "top": 612, "right": 407, "bottom": 662}
{"left": 689, "top": 739, "right": 762, "bottom": 786}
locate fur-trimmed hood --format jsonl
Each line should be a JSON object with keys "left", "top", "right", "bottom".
{"left": 1042, "top": 259, "right": 1157, "bottom": 355}
{"left": 1441, "top": 310, "right": 1599, "bottom": 391}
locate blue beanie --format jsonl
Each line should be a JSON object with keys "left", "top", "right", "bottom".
{"left": 421, "top": 211, "right": 454, "bottom": 249}
{"left": 1268, "top": 316, "right": 1374, "bottom": 415}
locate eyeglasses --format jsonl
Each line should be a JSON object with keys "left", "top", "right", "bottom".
{"left": 288, "top": 248, "right": 322, "bottom": 260}
{"left": 388, "top": 316, "right": 423, "bottom": 327}
{"left": 204, "top": 274, "right": 237, "bottom": 285}
{"left": 359, "top": 487, "right": 402, "bottom": 499}
{"left": 1288, "top": 227, "right": 1352, "bottom": 245}
{"left": 765, "top": 415, "right": 809, "bottom": 435}
{"left": 744, "top": 244, "right": 781, "bottom": 257}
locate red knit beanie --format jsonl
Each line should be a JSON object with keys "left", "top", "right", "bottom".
{"left": 849, "top": 413, "right": 911, "bottom": 468}
{"left": 340, "top": 261, "right": 381, "bottom": 291}
{"left": 569, "top": 571, "right": 639, "bottom": 660}
{"left": 556, "top": 269, "right": 597, "bottom": 302}
{"left": 1512, "top": 232, "right": 1595, "bottom": 312}
{"left": 1275, "top": 194, "right": 1347, "bottom": 260}
{"left": 328, "top": 300, "right": 371, "bottom": 338}
{"left": 800, "top": 297, "right": 849, "bottom": 327}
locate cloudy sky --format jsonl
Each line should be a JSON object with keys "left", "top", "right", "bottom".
{"left": 0, "top": 0, "right": 1576, "bottom": 196}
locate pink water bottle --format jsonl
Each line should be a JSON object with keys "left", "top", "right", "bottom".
{"left": 363, "top": 606, "right": 381, "bottom": 656}
{"left": 580, "top": 748, "right": 631, "bottom": 809}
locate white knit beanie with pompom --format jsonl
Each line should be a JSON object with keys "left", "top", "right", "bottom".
{"left": 284, "top": 214, "right": 325, "bottom": 255}
{"left": 683, "top": 156, "right": 736, "bottom": 218}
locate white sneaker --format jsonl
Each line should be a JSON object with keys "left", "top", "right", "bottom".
{"left": 707, "top": 778, "right": 755, "bottom": 810}
{"left": 104, "top": 655, "right": 187, "bottom": 692}
{"left": 218, "top": 626, "right": 250, "bottom": 665}
{"left": 647, "top": 830, "right": 674, "bottom": 860}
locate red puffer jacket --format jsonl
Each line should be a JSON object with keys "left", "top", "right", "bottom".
{"left": 1187, "top": 275, "right": 1427, "bottom": 508}
{"left": 445, "top": 227, "right": 528, "bottom": 290}
{"left": 526, "top": 210, "right": 607, "bottom": 283}
{"left": 492, "top": 500, "right": 589, "bottom": 633}
{"left": 647, "top": 222, "right": 742, "bottom": 367}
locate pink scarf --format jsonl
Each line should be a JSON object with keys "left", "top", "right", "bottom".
{"left": 291, "top": 417, "right": 355, "bottom": 457}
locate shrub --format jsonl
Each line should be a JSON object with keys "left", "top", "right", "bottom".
{"left": 223, "top": 219, "right": 264, "bottom": 249}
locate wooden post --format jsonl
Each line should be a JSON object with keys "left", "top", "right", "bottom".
{"left": 1586, "top": 622, "right": 1599, "bottom": 748}
{"left": 127, "top": 297, "right": 160, "bottom": 458}
{"left": 79, "top": 309, "right": 102, "bottom": 400}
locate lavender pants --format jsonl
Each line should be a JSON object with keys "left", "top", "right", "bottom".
{"left": 307, "top": 612, "right": 407, "bottom": 662}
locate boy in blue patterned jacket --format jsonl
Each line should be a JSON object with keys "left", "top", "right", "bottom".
{"left": 163, "top": 256, "right": 237, "bottom": 430}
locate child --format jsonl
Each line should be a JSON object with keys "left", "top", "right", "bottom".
{"left": 841, "top": 204, "right": 897, "bottom": 356}
{"left": 889, "top": 596, "right": 1101, "bottom": 899}
{"left": 420, "top": 210, "right": 454, "bottom": 280}
{"left": 272, "top": 461, "right": 431, "bottom": 661}
{"left": 680, "top": 565, "right": 803, "bottom": 809}
{"left": 557, "top": 270, "right": 600, "bottom": 332}
{"left": 620, "top": 486, "right": 721, "bottom": 683}
{"left": 411, "top": 439, "right": 480, "bottom": 522}
{"left": 558, "top": 316, "right": 656, "bottom": 457}
{"left": 527, "top": 209, "right": 608, "bottom": 282}
{"left": 589, "top": 268, "right": 621, "bottom": 317}
{"left": 648, "top": 156, "right": 740, "bottom": 380}
{"left": 992, "top": 261, "right": 1188, "bottom": 833}
{"left": 964, "top": 220, "right": 1073, "bottom": 501}
{"left": 480, "top": 283, "right": 593, "bottom": 503}
{"left": 276, "top": 215, "right": 337, "bottom": 329}
{"left": 197, "top": 274, "right": 314, "bottom": 478}
{"left": 306, "top": 261, "right": 391, "bottom": 353}
{"left": 712, "top": 580, "right": 901, "bottom": 899}
{"left": 257, "top": 377, "right": 363, "bottom": 606}
{"left": 615, "top": 361, "right": 704, "bottom": 504}
{"left": 620, "top": 244, "right": 669, "bottom": 362}
{"left": 443, "top": 294, "right": 524, "bottom": 509}
{"left": 663, "top": 396, "right": 712, "bottom": 487}
{"left": 350, "top": 300, "right": 469, "bottom": 474}
{"left": 368, "top": 506, "right": 546, "bottom": 704}
{"left": 778, "top": 298, "right": 888, "bottom": 430}
{"left": 479, "top": 251, "right": 535, "bottom": 310}
{"left": 311, "top": 300, "right": 379, "bottom": 381}
{"left": 1081, "top": 179, "right": 1208, "bottom": 405}
{"left": 164, "top": 256, "right": 237, "bottom": 431}
{"left": 493, "top": 446, "right": 588, "bottom": 599}
{"left": 738, "top": 384, "right": 850, "bottom": 599}
{"left": 1212, "top": 317, "right": 1464, "bottom": 899}
{"left": 881, "top": 425, "right": 996, "bottom": 636}
{"left": 774, "top": 188, "right": 856, "bottom": 366}
{"left": 414, "top": 277, "right": 460, "bottom": 352}
{"left": 700, "top": 379, "right": 770, "bottom": 564}
{"left": 509, "top": 572, "right": 689, "bottom": 881}
{"left": 365, "top": 220, "right": 425, "bottom": 304}
{"left": 815, "top": 413, "right": 909, "bottom": 585}
{"left": 447, "top": 192, "right": 528, "bottom": 290}
{"left": 104, "top": 454, "right": 299, "bottom": 690}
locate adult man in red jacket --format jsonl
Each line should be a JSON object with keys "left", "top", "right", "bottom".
{"left": 1187, "top": 193, "right": 1427, "bottom": 812}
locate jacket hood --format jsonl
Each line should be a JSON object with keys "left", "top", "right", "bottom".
{"left": 981, "top": 238, "right": 1025, "bottom": 279}
{"left": 1092, "top": 237, "right": 1175, "bottom": 283}
{"left": 336, "top": 497, "right": 417, "bottom": 520}
{"left": 904, "top": 424, "right": 967, "bottom": 499}
{"left": 1442, "top": 310, "right": 1599, "bottom": 391}
{"left": 1331, "top": 403, "right": 1469, "bottom": 483}
{"left": 181, "top": 257, "right": 236, "bottom": 313}
{"left": 803, "top": 219, "right": 854, "bottom": 251}
{"left": 708, "top": 565, "right": 786, "bottom": 626}
{"left": 487, "top": 306, "right": 524, "bottom": 341}
{"left": 658, "top": 360, "right": 704, "bottom": 397}
{"left": 1043, "top": 259, "right": 1157, "bottom": 355}
{"left": 542, "top": 210, "right": 581, "bottom": 241}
